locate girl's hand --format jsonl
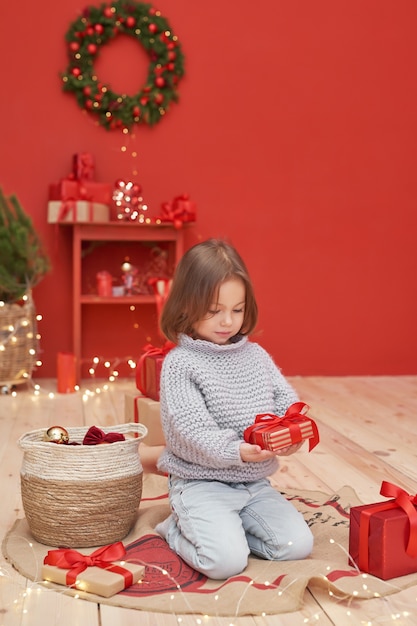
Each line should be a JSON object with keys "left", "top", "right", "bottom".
{"left": 240, "top": 442, "right": 276, "bottom": 463}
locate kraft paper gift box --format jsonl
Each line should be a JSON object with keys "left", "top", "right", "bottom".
{"left": 47, "top": 200, "right": 110, "bottom": 223}
{"left": 243, "top": 402, "right": 319, "bottom": 452}
{"left": 42, "top": 543, "right": 145, "bottom": 598}
{"left": 349, "top": 481, "right": 417, "bottom": 580}
{"left": 125, "top": 393, "right": 165, "bottom": 446}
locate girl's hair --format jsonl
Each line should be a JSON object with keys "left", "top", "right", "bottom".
{"left": 160, "top": 238, "right": 258, "bottom": 343}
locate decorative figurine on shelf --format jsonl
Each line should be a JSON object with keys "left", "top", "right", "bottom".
{"left": 121, "top": 259, "right": 139, "bottom": 295}
{"left": 113, "top": 179, "right": 148, "bottom": 222}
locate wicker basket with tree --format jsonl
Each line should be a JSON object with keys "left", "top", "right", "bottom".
{"left": 0, "top": 188, "right": 50, "bottom": 388}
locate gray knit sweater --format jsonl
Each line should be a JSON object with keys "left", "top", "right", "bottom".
{"left": 157, "top": 334, "right": 299, "bottom": 482}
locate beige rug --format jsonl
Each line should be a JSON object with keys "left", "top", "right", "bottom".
{"left": 3, "top": 474, "right": 417, "bottom": 616}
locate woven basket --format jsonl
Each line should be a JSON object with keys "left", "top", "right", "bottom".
{"left": 19, "top": 422, "right": 147, "bottom": 548}
{"left": 0, "top": 294, "right": 38, "bottom": 386}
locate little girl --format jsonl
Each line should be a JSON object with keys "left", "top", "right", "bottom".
{"left": 154, "top": 238, "right": 313, "bottom": 580}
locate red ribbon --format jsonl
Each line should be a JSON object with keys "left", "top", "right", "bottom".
{"left": 136, "top": 341, "right": 175, "bottom": 397}
{"left": 243, "top": 402, "right": 319, "bottom": 452}
{"left": 43, "top": 542, "right": 133, "bottom": 588}
{"left": 56, "top": 184, "right": 94, "bottom": 222}
{"left": 358, "top": 481, "right": 417, "bottom": 571}
{"left": 82, "top": 425, "right": 125, "bottom": 445}
{"left": 160, "top": 194, "right": 196, "bottom": 228}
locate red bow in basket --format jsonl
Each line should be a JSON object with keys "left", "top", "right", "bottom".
{"left": 82, "top": 426, "right": 125, "bottom": 445}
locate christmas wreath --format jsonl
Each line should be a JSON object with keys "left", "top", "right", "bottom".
{"left": 62, "top": 1, "right": 185, "bottom": 130}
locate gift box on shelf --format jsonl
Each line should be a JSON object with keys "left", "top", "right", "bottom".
{"left": 48, "top": 181, "right": 112, "bottom": 206}
{"left": 159, "top": 193, "right": 196, "bottom": 228}
{"left": 125, "top": 393, "right": 165, "bottom": 446}
{"left": 42, "top": 542, "right": 145, "bottom": 598}
{"left": 243, "top": 402, "right": 319, "bottom": 452}
{"left": 47, "top": 200, "right": 110, "bottom": 224}
{"left": 48, "top": 153, "right": 112, "bottom": 223}
{"left": 349, "top": 481, "right": 417, "bottom": 580}
{"left": 136, "top": 342, "right": 174, "bottom": 401}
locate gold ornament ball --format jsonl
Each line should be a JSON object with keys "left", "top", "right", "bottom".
{"left": 44, "top": 426, "right": 70, "bottom": 444}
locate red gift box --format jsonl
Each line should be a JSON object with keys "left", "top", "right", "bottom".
{"left": 73, "top": 152, "right": 95, "bottom": 181}
{"left": 160, "top": 193, "right": 196, "bottom": 228}
{"left": 49, "top": 180, "right": 112, "bottom": 205}
{"left": 349, "top": 481, "right": 417, "bottom": 580}
{"left": 243, "top": 402, "right": 319, "bottom": 452}
{"left": 136, "top": 342, "right": 175, "bottom": 401}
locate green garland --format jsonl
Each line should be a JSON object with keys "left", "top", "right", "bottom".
{"left": 62, "top": 1, "right": 185, "bottom": 130}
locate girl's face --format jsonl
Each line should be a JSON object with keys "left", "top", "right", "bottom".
{"left": 192, "top": 277, "right": 245, "bottom": 344}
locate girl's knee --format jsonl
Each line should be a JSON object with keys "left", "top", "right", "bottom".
{"left": 197, "top": 541, "right": 249, "bottom": 579}
{"left": 278, "top": 525, "right": 314, "bottom": 561}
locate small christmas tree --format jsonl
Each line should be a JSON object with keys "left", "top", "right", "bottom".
{"left": 0, "top": 188, "right": 50, "bottom": 303}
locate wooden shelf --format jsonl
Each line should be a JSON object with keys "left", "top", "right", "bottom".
{"left": 71, "top": 221, "right": 185, "bottom": 382}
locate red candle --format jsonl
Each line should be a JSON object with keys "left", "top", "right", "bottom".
{"left": 57, "top": 352, "right": 76, "bottom": 393}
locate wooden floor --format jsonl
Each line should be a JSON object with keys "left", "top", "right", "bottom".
{"left": 1, "top": 375, "right": 417, "bottom": 625}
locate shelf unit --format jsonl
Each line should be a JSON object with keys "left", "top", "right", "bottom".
{"left": 72, "top": 222, "right": 185, "bottom": 382}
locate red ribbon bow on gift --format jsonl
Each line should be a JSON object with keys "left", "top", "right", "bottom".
{"left": 82, "top": 425, "right": 125, "bottom": 445}
{"left": 244, "top": 402, "right": 320, "bottom": 452}
{"left": 136, "top": 341, "right": 175, "bottom": 397}
{"left": 160, "top": 194, "right": 196, "bottom": 228}
{"left": 43, "top": 542, "right": 133, "bottom": 588}
{"left": 358, "top": 481, "right": 417, "bottom": 571}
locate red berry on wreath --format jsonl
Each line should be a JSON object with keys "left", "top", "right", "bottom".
{"left": 126, "top": 16, "right": 135, "bottom": 28}
{"left": 69, "top": 41, "right": 80, "bottom": 52}
{"left": 133, "top": 106, "right": 140, "bottom": 117}
{"left": 103, "top": 7, "right": 113, "bottom": 18}
{"left": 168, "top": 51, "right": 176, "bottom": 61}
{"left": 154, "top": 93, "right": 164, "bottom": 104}
{"left": 72, "top": 67, "right": 81, "bottom": 77}
{"left": 148, "top": 23, "right": 158, "bottom": 34}
{"left": 83, "top": 86, "right": 91, "bottom": 96}
{"left": 140, "top": 96, "right": 149, "bottom": 106}
{"left": 95, "top": 24, "right": 104, "bottom": 34}
{"left": 167, "top": 62, "right": 175, "bottom": 71}
{"left": 87, "top": 43, "right": 97, "bottom": 54}
{"left": 86, "top": 26, "right": 94, "bottom": 36}
{"left": 155, "top": 76, "right": 165, "bottom": 88}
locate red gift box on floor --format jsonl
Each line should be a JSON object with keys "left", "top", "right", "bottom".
{"left": 349, "top": 481, "right": 417, "bottom": 580}
{"left": 136, "top": 342, "right": 175, "bottom": 401}
{"left": 243, "top": 402, "right": 319, "bottom": 452}
{"left": 42, "top": 542, "right": 145, "bottom": 598}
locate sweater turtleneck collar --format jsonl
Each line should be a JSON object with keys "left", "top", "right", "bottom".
{"left": 178, "top": 333, "right": 248, "bottom": 353}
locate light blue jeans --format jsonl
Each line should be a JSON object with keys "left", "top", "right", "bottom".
{"left": 157, "top": 476, "right": 314, "bottom": 580}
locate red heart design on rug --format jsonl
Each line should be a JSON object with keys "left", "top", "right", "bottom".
{"left": 121, "top": 534, "right": 206, "bottom": 596}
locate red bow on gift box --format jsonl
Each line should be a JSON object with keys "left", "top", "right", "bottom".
{"left": 358, "top": 481, "right": 417, "bottom": 571}
{"left": 44, "top": 542, "right": 133, "bottom": 587}
{"left": 160, "top": 193, "right": 196, "bottom": 228}
{"left": 244, "top": 402, "right": 320, "bottom": 452}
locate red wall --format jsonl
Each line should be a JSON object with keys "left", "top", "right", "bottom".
{"left": 1, "top": 0, "right": 416, "bottom": 377}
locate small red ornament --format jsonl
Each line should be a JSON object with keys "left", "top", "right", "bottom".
{"left": 69, "top": 41, "right": 80, "bottom": 52}
{"left": 103, "top": 7, "right": 113, "bottom": 18}
{"left": 71, "top": 67, "right": 81, "bottom": 77}
{"left": 148, "top": 23, "right": 158, "bottom": 33}
{"left": 126, "top": 16, "right": 135, "bottom": 28}
{"left": 155, "top": 77, "right": 165, "bottom": 88}
{"left": 95, "top": 23, "right": 104, "bottom": 34}
{"left": 87, "top": 43, "right": 97, "bottom": 54}
{"left": 140, "top": 96, "right": 149, "bottom": 105}
{"left": 86, "top": 26, "right": 94, "bottom": 36}
{"left": 154, "top": 93, "right": 164, "bottom": 104}
{"left": 168, "top": 51, "right": 176, "bottom": 61}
